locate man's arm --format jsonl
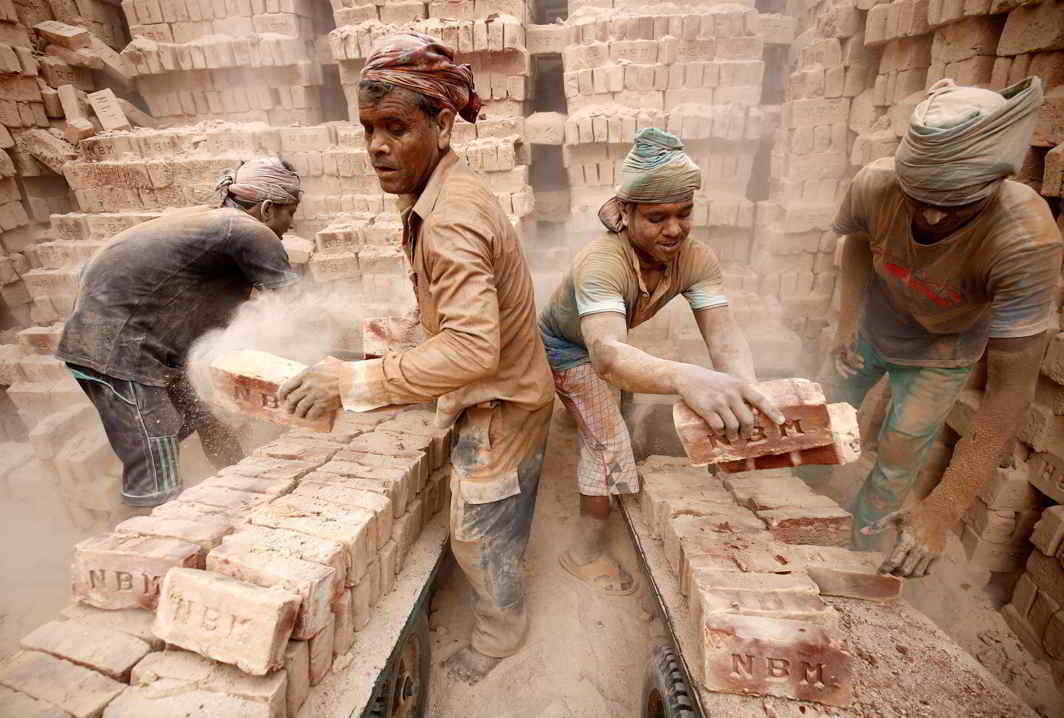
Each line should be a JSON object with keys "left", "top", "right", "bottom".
{"left": 831, "top": 233, "right": 873, "bottom": 377}
{"left": 693, "top": 306, "right": 756, "bottom": 384}
{"left": 870, "top": 332, "right": 1048, "bottom": 577}
{"left": 582, "top": 311, "right": 783, "bottom": 442}
{"left": 279, "top": 218, "right": 501, "bottom": 418}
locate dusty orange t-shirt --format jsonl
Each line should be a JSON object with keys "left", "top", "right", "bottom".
{"left": 834, "top": 157, "right": 1062, "bottom": 367}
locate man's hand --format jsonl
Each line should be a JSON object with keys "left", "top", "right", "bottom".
{"left": 862, "top": 504, "right": 947, "bottom": 578}
{"left": 278, "top": 356, "right": 343, "bottom": 420}
{"left": 831, "top": 327, "right": 864, "bottom": 379}
{"left": 673, "top": 365, "right": 785, "bottom": 442}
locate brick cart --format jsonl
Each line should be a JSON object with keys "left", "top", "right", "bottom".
{"left": 619, "top": 492, "right": 1040, "bottom": 718}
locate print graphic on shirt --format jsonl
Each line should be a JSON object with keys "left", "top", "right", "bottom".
{"left": 883, "top": 260, "right": 964, "bottom": 308}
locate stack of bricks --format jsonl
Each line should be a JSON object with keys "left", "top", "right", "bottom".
{"left": 0, "top": 404, "right": 451, "bottom": 715}
{"left": 638, "top": 455, "right": 899, "bottom": 706}
{"left": 119, "top": 0, "right": 331, "bottom": 126}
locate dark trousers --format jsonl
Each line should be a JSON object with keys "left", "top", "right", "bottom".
{"left": 450, "top": 443, "right": 546, "bottom": 658}
{"left": 68, "top": 364, "right": 244, "bottom": 507}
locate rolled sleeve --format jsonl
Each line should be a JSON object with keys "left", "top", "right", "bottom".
{"left": 574, "top": 255, "right": 628, "bottom": 318}
{"left": 338, "top": 358, "right": 390, "bottom": 412}
{"left": 683, "top": 280, "right": 729, "bottom": 311}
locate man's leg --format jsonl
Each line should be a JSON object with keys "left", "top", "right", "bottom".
{"left": 553, "top": 364, "right": 639, "bottom": 594}
{"left": 169, "top": 379, "right": 244, "bottom": 469}
{"left": 68, "top": 365, "right": 184, "bottom": 507}
{"left": 851, "top": 361, "right": 972, "bottom": 548}
{"left": 447, "top": 444, "right": 546, "bottom": 684}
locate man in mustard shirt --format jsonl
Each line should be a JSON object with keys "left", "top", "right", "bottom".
{"left": 540, "top": 128, "right": 783, "bottom": 594}
{"left": 278, "top": 33, "right": 554, "bottom": 684}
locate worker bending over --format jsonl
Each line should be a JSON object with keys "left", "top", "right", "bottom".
{"left": 831, "top": 78, "right": 1061, "bottom": 576}
{"left": 539, "top": 128, "right": 784, "bottom": 595}
{"left": 278, "top": 33, "right": 554, "bottom": 684}
{"left": 56, "top": 158, "right": 302, "bottom": 508}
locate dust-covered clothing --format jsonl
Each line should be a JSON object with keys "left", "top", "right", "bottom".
{"left": 833, "top": 157, "right": 1062, "bottom": 368}
{"left": 338, "top": 150, "right": 555, "bottom": 485}
{"left": 450, "top": 439, "right": 546, "bottom": 657}
{"left": 837, "top": 337, "right": 972, "bottom": 547}
{"left": 538, "top": 232, "right": 728, "bottom": 371}
{"left": 57, "top": 206, "right": 298, "bottom": 387}
{"left": 68, "top": 363, "right": 244, "bottom": 507}
{"left": 552, "top": 364, "right": 639, "bottom": 496}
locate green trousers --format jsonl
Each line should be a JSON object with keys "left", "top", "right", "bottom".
{"left": 841, "top": 335, "right": 972, "bottom": 549}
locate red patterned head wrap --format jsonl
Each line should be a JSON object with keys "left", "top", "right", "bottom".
{"left": 360, "top": 32, "right": 481, "bottom": 124}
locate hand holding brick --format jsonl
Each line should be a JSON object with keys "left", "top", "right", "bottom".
{"left": 674, "top": 378, "right": 860, "bottom": 469}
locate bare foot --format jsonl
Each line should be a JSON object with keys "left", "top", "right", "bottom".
{"left": 444, "top": 646, "right": 501, "bottom": 685}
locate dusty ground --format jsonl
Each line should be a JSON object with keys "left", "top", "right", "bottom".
{"left": 427, "top": 406, "right": 656, "bottom": 718}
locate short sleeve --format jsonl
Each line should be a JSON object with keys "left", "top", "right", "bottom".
{"left": 987, "top": 234, "right": 1063, "bottom": 339}
{"left": 832, "top": 167, "right": 871, "bottom": 236}
{"left": 572, "top": 251, "right": 628, "bottom": 317}
{"left": 226, "top": 216, "right": 299, "bottom": 290}
{"left": 681, "top": 242, "right": 728, "bottom": 311}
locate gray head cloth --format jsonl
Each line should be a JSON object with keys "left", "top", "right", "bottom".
{"left": 894, "top": 77, "right": 1043, "bottom": 207}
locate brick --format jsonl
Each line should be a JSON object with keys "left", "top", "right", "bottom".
{"left": 113, "top": 515, "right": 232, "bottom": 551}
{"left": 997, "top": 1, "right": 1064, "bottom": 56}
{"left": 72, "top": 534, "right": 202, "bottom": 610}
{"left": 130, "top": 650, "right": 286, "bottom": 718}
{"left": 1027, "top": 549, "right": 1064, "bottom": 606}
{"left": 0, "top": 651, "right": 124, "bottom": 718}
{"left": 962, "top": 498, "right": 1041, "bottom": 545}
{"left": 332, "top": 589, "right": 355, "bottom": 656}
{"left": 1043, "top": 332, "right": 1064, "bottom": 384}
{"left": 20, "top": 620, "right": 150, "bottom": 682}
{"left": 1031, "top": 506, "right": 1064, "bottom": 557}
{"left": 0, "top": 686, "right": 69, "bottom": 718}
{"left": 86, "top": 89, "right": 130, "bottom": 132}
{"left": 697, "top": 613, "right": 853, "bottom": 707}
{"left": 640, "top": 468, "right": 733, "bottom": 537}
{"left": 34, "top": 21, "right": 89, "bottom": 49}
{"left": 208, "top": 349, "right": 334, "bottom": 432}
{"left": 60, "top": 604, "right": 162, "bottom": 650}
{"left": 930, "top": 16, "right": 1001, "bottom": 63}
{"left": 307, "top": 615, "right": 334, "bottom": 686}
{"left": 248, "top": 497, "right": 374, "bottom": 583}
{"left": 207, "top": 542, "right": 338, "bottom": 640}
{"left": 1030, "top": 451, "right": 1064, "bottom": 504}
{"left": 1045, "top": 144, "right": 1064, "bottom": 198}
{"left": 221, "top": 526, "right": 347, "bottom": 590}
{"left": 284, "top": 641, "right": 309, "bottom": 717}
{"left": 102, "top": 686, "right": 274, "bottom": 717}
{"left": 292, "top": 482, "right": 392, "bottom": 550}
{"left": 980, "top": 462, "right": 1046, "bottom": 510}
{"left": 759, "top": 505, "right": 853, "bottom": 547}
{"left": 16, "top": 129, "right": 77, "bottom": 174}
{"left": 960, "top": 525, "right": 1030, "bottom": 572}
{"left": 153, "top": 568, "right": 300, "bottom": 676}
{"left": 174, "top": 485, "right": 270, "bottom": 513}
{"left": 794, "top": 546, "right": 903, "bottom": 601}
{"left": 204, "top": 472, "right": 297, "bottom": 496}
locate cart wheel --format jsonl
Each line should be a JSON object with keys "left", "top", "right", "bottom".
{"left": 642, "top": 644, "right": 697, "bottom": 718}
{"left": 369, "top": 609, "right": 431, "bottom": 718}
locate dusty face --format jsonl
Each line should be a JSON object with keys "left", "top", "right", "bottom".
{"left": 625, "top": 200, "right": 694, "bottom": 265}
{"left": 903, "top": 192, "right": 989, "bottom": 239}
{"left": 261, "top": 200, "right": 299, "bottom": 238}
{"left": 358, "top": 86, "right": 453, "bottom": 196}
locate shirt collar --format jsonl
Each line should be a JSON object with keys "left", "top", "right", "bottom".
{"left": 398, "top": 150, "right": 459, "bottom": 222}
{"left": 617, "top": 229, "right": 674, "bottom": 296}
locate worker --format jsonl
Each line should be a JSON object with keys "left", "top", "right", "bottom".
{"left": 830, "top": 77, "right": 1061, "bottom": 577}
{"left": 56, "top": 157, "right": 302, "bottom": 509}
{"left": 277, "top": 33, "right": 554, "bottom": 685}
{"left": 538, "top": 128, "right": 784, "bottom": 595}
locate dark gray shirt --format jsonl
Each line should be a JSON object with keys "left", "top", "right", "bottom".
{"left": 57, "top": 206, "right": 297, "bottom": 386}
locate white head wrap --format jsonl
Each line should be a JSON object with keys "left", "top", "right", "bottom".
{"left": 894, "top": 77, "right": 1043, "bottom": 207}
{"left": 216, "top": 157, "right": 302, "bottom": 206}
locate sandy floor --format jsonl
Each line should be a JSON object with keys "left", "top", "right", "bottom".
{"left": 426, "top": 406, "right": 657, "bottom": 718}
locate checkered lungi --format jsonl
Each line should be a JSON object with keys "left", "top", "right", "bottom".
{"left": 552, "top": 363, "right": 639, "bottom": 497}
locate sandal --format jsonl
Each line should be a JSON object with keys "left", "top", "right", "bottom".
{"left": 558, "top": 550, "right": 638, "bottom": 596}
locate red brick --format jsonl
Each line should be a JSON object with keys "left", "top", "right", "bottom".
{"left": 72, "top": 533, "right": 202, "bottom": 610}
{"left": 113, "top": 515, "right": 232, "bottom": 551}
{"left": 1032, "top": 506, "right": 1064, "bottom": 557}
{"left": 311, "top": 463, "right": 411, "bottom": 518}
{"left": 153, "top": 568, "right": 300, "bottom": 676}
{"left": 0, "top": 686, "right": 69, "bottom": 718}
{"left": 760, "top": 505, "right": 853, "bottom": 547}
{"left": 307, "top": 615, "right": 334, "bottom": 686}
{"left": 292, "top": 482, "right": 392, "bottom": 551}
{"left": 284, "top": 641, "right": 309, "bottom": 717}
{"left": 208, "top": 349, "right": 334, "bottom": 432}
{"left": 697, "top": 613, "right": 853, "bottom": 707}
{"left": 221, "top": 526, "right": 347, "bottom": 591}
{"left": 59, "top": 604, "right": 162, "bottom": 650}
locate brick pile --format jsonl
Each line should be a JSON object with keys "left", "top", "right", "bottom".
{"left": 0, "top": 405, "right": 450, "bottom": 715}
{"left": 638, "top": 455, "right": 900, "bottom": 706}
{"left": 119, "top": 0, "right": 332, "bottom": 126}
